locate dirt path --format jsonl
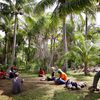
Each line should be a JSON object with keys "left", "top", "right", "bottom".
{"left": 0, "top": 77, "right": 64, "bottom": 100}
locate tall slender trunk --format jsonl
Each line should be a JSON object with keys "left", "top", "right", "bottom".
{"left": 27, "top": 36, "right": 31, "bottom": 62}
{"left": 14, "top": 17, "right": 19, "bottom": 66}
{"left": 49, "top": 35, "right": 53, "bottom": 67}
{"left": 63, "top": 17, "right": 68, "bottom": 72}
{"left": 26, "top": 35, "right": 31, "bottom": 69}
{"left": 11, "top": 14, "right": 17, "bottom": 65}
{"left": 5, "top": 33, "right": 7, "bottom": 65}
{"left": 84, "top": 62, "right": 88, "bottom": 75}
{"left": 84, "top": 11, "right": 88, "bottom": 75}
{"left": 85, "top": 11, "right": 88, "bottom": 40}
{"left": 53, "top": 37, "right": 56, "bottom": 66}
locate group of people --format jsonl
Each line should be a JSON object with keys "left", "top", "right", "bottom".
{"left": 1, "top": 65, "right": 100, "bottom": 95}
{"left": 38, "top": 67, "right": 86, "bottom": 90}
{"left": 0, "top": 66, "right": 23, "bottom": 94}
{"left": 38, "top": 67, "right": 100, "bottom": 91}
{"left": 0, "top": 66, "right": 18, "bottom": 79}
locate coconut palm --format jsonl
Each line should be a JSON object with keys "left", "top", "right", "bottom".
{"left": 0, "top": 16, "right": 13, "bottom": 65}
{"left": 0, "top": 0, "right": 35, "bottom": 65}
{"left": 34, "top": 0, "right": 96, "bottom": 72}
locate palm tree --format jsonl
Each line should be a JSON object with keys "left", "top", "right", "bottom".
{"left": 63, "top": 32, "right": 100, "bottom": 75}
{"left": 0, "top": 0, "right": 34, "bottom": 65}
{"left": 34, "top": 0, "right": 96, "bottom": 72}
{"left": 0, "top": 13, "right": 14, "bottom": 65}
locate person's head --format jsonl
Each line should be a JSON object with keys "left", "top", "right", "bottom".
{"left": 50, "top": 67, "right": 55, "bottom": 72}
{"left": 58, "top": 69, "right": 62, "bottom": 74}
{"left": 11, "top": 66, "right": 14, "bottom": 71}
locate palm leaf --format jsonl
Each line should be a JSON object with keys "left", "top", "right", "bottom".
{"left": 34, "top": 0, "right": 56, "bottom": 14}
{"left": 59, "top": 0, "right": 96, "bottom": 17}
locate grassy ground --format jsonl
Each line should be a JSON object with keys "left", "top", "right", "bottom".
{"left": 0, "top": 71, "right": 100, "bottom": 100}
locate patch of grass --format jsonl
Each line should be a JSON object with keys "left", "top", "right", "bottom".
{"left": 52, "top": 89, "right": 100, "bottom": 100}
{"left": 67, "top": 71, "right": 95, "bottom": 82}
{"left": 12, "top": 87, "right": 50, "bottom": 100}
{"left": 52, "top": 90, "right": 84, "bottom": 100}
{"left": 21, "top": 73, "right": 38, "bottom": 78}
{"left": 83, "top": 92, "right": 100, "bottom": 100}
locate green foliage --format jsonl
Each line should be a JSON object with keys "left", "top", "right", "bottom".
{"left": 62, "top": 33, "right": 100, "bottom": 68}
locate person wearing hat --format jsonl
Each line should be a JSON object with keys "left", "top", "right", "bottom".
{"left": 55, "top": 69, "right": 68, "bottom": 85}
{"left": 12, "top": 72, "right": 23, "bottom": 94}
{"left": 47, "top": 67, "right": 56, "bottom": 81}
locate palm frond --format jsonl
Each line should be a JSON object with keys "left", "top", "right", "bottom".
{"left": 34, "top": 0, "right": 56, "bottom": 15}
{"left": 59, "top": 0, "right": 96, "bottom": 17}
{"left": 0, "top": 0, "right": 9, "bottom": 5}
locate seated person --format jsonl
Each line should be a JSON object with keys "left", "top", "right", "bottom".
{"left": 12, "top": 72, "right": 23, "bottom": 94}
{"left": 89, "top": 71, "right": 100, "bottom": 92}
{"left": 0, "top": 69, "right": 6, "bottom": 79}
{"left": 39, "top": 68, "right": 45, "bottom": 77}
{"left": 55, "top": 69, "right": 68, "bottom": 85}
{"left": 65, "top": 79, "right": 86, "bottom": 90}
{"left": 47, "top": 67, "right": 56, "bottom": 81}
{"left": 9, "top": 66, "right": 17, "bottom": 78}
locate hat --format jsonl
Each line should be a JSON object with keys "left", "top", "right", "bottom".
{"left": 15, "top": 72, "right": 19, "bottom": 76}
{"left": 51, "top": 67, "right": 55, "bottom": 71}
{"left": 58, "top": 69, "right": 62, "bottom": 73}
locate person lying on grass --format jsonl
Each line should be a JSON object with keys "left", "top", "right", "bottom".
{"left": 55, "top": 69, "right": 68, "bottom": 85}
{"left": 65, "top": 79, "right": 86, "bottom": 90}
{"left": 89, "top": 71, "right": 100, "bottom": 92}
{"left": 12, "top": 72, "right": 24, "bottom": 94}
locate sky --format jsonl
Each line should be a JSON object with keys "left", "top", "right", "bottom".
{"left": 96, "top": 12, "right": 100, "bottom": 26}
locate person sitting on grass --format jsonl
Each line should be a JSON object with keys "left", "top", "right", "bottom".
{"left": 65, "top": 79, "right": 86, "bottom": 90}
{"left": 88, "top": 71, "right": 100, "bottom": 92}
{"left": 38, "top": 68, "right": 45, "bottom": 77}
{"left": 0, "top": 69, "right": 6, "bottom": 79}
{"left": 55, "top": 69, "right": 68, "bottom": 85}
{"left": 47, "top": 67, "right": 56, "bottom": 81}
{"left": 9, "top": 66, "right": 17, "bottom": 79}
{"left": 12, "top": 72, "right": 24, "bottom": 94}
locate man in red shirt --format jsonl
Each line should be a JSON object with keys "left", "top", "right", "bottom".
{"left": 39, "top": 68, "right": 45, "bottom": 77}
{"left": 0, "top": 69, "right": 6, "bottom": 79}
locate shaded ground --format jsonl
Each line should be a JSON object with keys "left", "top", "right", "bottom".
{"left": 0, "top": 76, "right": 64, "bottom": 100}
{"left": 0, "top": 72, "right": 100, "bottom": 100}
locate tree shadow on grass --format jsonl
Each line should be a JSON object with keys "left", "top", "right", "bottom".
{"left": 52, "top": 87, "right": 100, "bottom": 100}
{"left": 83, "top": 91, "right": 100, "bottom": 100}
{"left": 0, "top": 77, "right": 54, "bottom": 100}
{"left": 11, "top": 86, "right": 50, "bottom": 100}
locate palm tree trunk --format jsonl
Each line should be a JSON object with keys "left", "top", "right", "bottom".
{"left": 27, "top": 36, "right": 31, "bottom": 62}
{"left": 53, "top": 37, "right": 56, "bottom": 66}
{"left": 5, "top": 33, "right": 7, "bottom": 65}
{"left": 11, "top": 14, "right": 17, "bottom": 65}
{"left": 85, "top": 11, "right": 88, "bottom": 40}
{"left": 49, "top": 36, "right": 53, "bottom": 67}
{"left": 84, "top": 62, "right": 88, "bottom": 75}
{"left": 63, "top": 17, "right": 68, "bottom": 72}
